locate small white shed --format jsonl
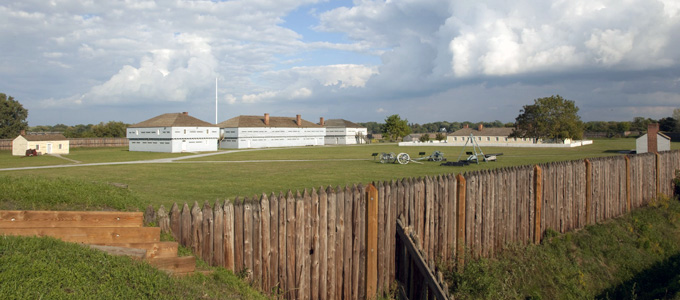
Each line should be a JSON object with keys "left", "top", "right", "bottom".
{"left": 12, "top": 133, "right": 69, "bottom": 156}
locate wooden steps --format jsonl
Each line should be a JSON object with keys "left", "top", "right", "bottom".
{"left": 0, "top": 210, "right": 195, "bottom": 275}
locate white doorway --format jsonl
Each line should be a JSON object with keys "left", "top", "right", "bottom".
{"left": 46, "top": 143, "right": 53, "bottom": 154}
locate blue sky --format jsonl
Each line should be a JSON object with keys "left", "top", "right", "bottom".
{"left": 1, "top": 0, "right": 679, "bottom": 126}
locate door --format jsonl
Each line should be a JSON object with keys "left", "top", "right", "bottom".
{"left": 46, "top": 143, "right": 52, "bottom": 154}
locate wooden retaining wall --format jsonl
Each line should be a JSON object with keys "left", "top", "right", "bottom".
{"left": 148, "top": 150, "right": 680, "bottom": 299}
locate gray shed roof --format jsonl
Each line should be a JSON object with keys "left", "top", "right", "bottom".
{"left": 217, "top": 115, "right": 322, "bottom": 128}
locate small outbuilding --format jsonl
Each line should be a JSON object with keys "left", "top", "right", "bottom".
{"left": 636, "top": 123, "right": 671, "bottom": 154}
{"left": 127, "top": 112, "right": 219, "bottom": 153}
{"left": 321, "top": 118, "right": 368, "bottom": 145}
{"left": 12, "top": 132, "right": 70, "bottom": 156}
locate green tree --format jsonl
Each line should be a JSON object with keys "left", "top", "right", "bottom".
{"left": 382, "top": 114, "right": 411, "bottom": 141}
{"left": 419, "top": 134, "right": 430, "bottom": 142}
{"left": 435, "top": 132, "right": 446, "bottom": 141}
{"left": 0, "top": 93, "right": 29, "bottom": 139}
{"left": 512, "top": 95, "right": 584, "bottom": 141}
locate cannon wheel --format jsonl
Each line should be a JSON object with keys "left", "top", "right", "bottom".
{"left": 397, "top": 153, "right": 410, "bottom": 164}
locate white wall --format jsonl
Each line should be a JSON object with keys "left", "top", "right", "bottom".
{"left": 324, "top": 127, "right": 368, "bottom": 145}
{"left": 220, "top": 127, "right": 326, "bottom": 149}
{"left": 447, "top": 135, "right": 540, "bottom": 144}
{"left": 127, "top": 126, "right": 219, "bottom": 152}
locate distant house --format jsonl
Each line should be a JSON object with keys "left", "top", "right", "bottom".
{"left": 447, "top": 124, "right": 535, "bottom": 145}
{"left": 218, "top": 113, "right": 325, "bottom": 149}
{"left": 127, "top": 112, "right": 219, "bottom": 153}
{"left": 12, "top": 132, "right": 69, "bottom": 156}
{"left": 636, "top": 123, "right": 671, "bottom": 154}
{"left": 403, "top": 133, "right": 439, "bottom": 142}
{"left": 321, "top": 118, "right": 368, "bottom": 145}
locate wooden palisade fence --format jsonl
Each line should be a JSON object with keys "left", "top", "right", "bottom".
{"left": 147, "top": 150, "right": 680, "bottom": 300}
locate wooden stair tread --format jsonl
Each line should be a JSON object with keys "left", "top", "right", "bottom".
{"left": 95, "top": 241, "right": 178, "bottom": 258}
{"left": 0, "top": 227, "right": 160, "bottom": 244}
{"left": 0, "top": 210, "right": 143, "bottom": 228}
{"left": 148, "top": 256, "right": 196, "bottom": 274}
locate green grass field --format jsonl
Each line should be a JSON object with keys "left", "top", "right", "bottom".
{"left": 1, "top": 139, "right": 678, "bottom": 210}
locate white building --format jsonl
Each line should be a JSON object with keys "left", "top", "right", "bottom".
{"left": 218, "top": 113, "right": 325, "bottom": 149}
{"left": 447, "top": 124, "right": 538, "bottom": 145}
{"left": 636, "top": 123, "right": 671, "bottom": 154}
{"left": 127, "top": 112, "right": 219, "bottom": 153}
{"left": 322, "top": 118, "right": 368, "bottom": 145}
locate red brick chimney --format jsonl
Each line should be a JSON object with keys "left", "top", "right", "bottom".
{"left": 20, "top": 130, "right": 26, "bottom": 136}
{"left": 463, "top": 124, "right": 469, "bottom": 129}
{"left": 478, "top": 123, "right": 484, "bottom": 131}
{"left": 264, "top": 113, "right": 270, "bottom": 126}
{"left": 296, "top": 114, "right": 301, "bottom": 126}
{"left": 648, "top": 123, "right": 659, "bottom": 153}
{"left": 320, "top": 117, "right": 325, "bottom": 126}
{"left": 182, "top": 112, "right": 188, "bottom": 115}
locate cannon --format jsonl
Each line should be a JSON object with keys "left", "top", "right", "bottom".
{"left": 379, "top": 152, "right": 412, "bottom": 164}
{"left": 414, "top": 150, "right": 446, "bottom": 162}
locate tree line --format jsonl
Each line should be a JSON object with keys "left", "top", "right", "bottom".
{"left": 30, "top": 121, "right": 129, "bottom": 138}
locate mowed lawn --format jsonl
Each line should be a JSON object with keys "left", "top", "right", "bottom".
{"left": 1, "top": 138, "right": 678, "bottom": 210}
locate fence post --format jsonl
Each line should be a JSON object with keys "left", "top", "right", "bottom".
{"left": 585, "top": 159, "right": 592, "bottom": 225}
{"left": 455, "top": 173, "right": 466, "bottom": 271}
{"left": 534, "top": 165, "right": 542, "bottom": 245}
{"left": 656, "top": 153, "right": 661, "bottom": 197}
{"left": 625, "top": 156, "right": 631, "bottom": 212}
{"left": 365, "top": 184, "right": 378, "bottom": 299}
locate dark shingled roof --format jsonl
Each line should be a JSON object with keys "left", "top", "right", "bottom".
{"left": 217, "top": 115, "right": 322, "bottom": 128}
{"left": 448, "top": 127, "right": 515, "bottom": 137}
{"left": 129, "top": 113, "right": 215, "bottom": 128}
{"left": 323, "top": 119, "right": 364, "bottom": 128}
{"left": 22, "top": 134, "right": 68, "bottom": 141}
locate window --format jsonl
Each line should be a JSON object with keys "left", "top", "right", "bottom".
{"left": 157, "top": 129, "right": 160, "bottom": 135}
{"left": 486, "top": 137, "right": 490, "bottom": 141}
{"left": 504, "top": 137, "right": 508, "bottom": 141}
{"left": 496, "top": 137, "right": 499, "bottom": 141}
{"left": 184, "top": 129, "right": 187, "bottom": 134}
{"left": 36, "top": 144, "right": 40, "bottom": 150}
{"left": 58, "top": 144, "right": 62, "bottom": 149}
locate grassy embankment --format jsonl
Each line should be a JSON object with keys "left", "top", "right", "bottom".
{"left": 0, "top": 235, "right": 268, "bottom": 299}
{"left": 450, "top": 195, "right": 680, "bottom": 299}
{"left": 4, "top": 138, "right": 675, "bottom": 210}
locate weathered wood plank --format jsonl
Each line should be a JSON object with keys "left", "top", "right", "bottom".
{"left": 252, "top": 197, "right": 262, "bottom": 288}
{"left": 180, "top": 203, "right": 191, "bottom": 248}
{"left": 191, "top": 201, "right": 203, "bottom": 257}
{"left": 269, "top": 192, "right": 279, "bottom": 293}
{"left": 1, "top": 227, "right": 160, "bottom": 244}
{"left": 295, "top": 191, "right": 306, "bottom": 300}
{"left": 366, "top": 184, "right": 379, "bottom": 299}
{"left": 377, "top": 181, "right": 386, "bottom": 294}
{"left": 358, "top": 184, "right": 367, "bottom": 300}
{"left": 320, "top": 187, "right": 329, "bottom": 300}
{"left": 326, "top": 186, "right": 336, "bottom": 300}
{"left": 213, "top": 201, "right": 224, "bottom": 267}
{"left": 243, "top": 198, "right": 254, "bottom": 280}
{"left": 311, "top": 188, "right": 321, "bottom": 300}
{"left": 286, "top": 191, "right": 296, "bottom": 299}
{"left": 343, "top": 185, "right": 353, "bottom": 300}
{"left": 352, "top": 185, "right": 360, "bottom": 300}
{"left": 202, "top": 201, "right": 213, "bottom": 264}
{"left": 277, "top": 191, "right": 287, "bottom": 297}
{"left": 261, "top": 194, "right": 271, "bottom": 292}
{"left": 224, "top": 201, "right": 235, "bottom": 272}
{"left": 157, "top": 205, "right": 170, "bottom": 235}
{"left": 301, "top": 190, "right": 311, "bottom": 300}
{"left": 170, "top": 203, "right": 181, "bottom": 242}
{"left": 456, "top": 173, "right": 466, "bottom": 270}
{"left": 335, "top": 186, "right": 345, "bottom": 300}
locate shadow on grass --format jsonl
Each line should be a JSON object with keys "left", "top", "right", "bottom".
{"left": 597, "top": 252, "right": 680, "bottom": 300}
